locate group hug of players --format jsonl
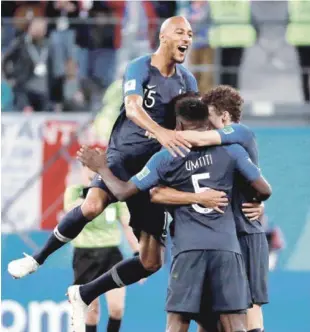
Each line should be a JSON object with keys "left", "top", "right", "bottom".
{"left": 8, "top": 16, "right": 272, "bottom": 332}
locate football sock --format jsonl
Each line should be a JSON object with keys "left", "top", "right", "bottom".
{"left": 107, "top": 318, "right": 122, "bottom": 332}
{"left": 33, "top": 206, "right": 90, "bottom": 265}
{"left": 80, "top": 256, "right": 156, "bottom": 305}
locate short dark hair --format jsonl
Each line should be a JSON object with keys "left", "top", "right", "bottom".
{"left": 202, "top": 85, "right": 244, "bottom": 122}
{"left": 175, "top": 95, "right": 208, "bottom": 122}
{"left": 165, "top": 92, "right": 202, "bottom": 128}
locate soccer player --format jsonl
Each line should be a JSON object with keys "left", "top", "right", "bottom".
{"left": 8, "top": 16, "right": 201, "bottom": 283}
{"left": 64, "top": 165, "right": 141, "bottom": 332}
{"left": 152, "top": 86, "right": 269, "bottom": 332}
{"left": 73, "top": 96, "right": 272, "bottom": 332}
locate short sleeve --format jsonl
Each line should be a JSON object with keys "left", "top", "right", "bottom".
{"left": 218, "top": 123, "right": 253, "bottom": 145}
{"left": 226, "top": 145, "right": 261, "bottom": 182}
{"left": 123, "top": 57, "right": 149, "bottom": 98}
{"left": 130, "top": 149, "right": 172, "bottom": 191}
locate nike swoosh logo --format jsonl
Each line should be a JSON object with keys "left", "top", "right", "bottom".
{"left": 147, "top": 85, "right": 156, "bottom": 89}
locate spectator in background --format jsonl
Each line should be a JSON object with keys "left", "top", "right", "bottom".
{"left": 186, "top": 1, "right": 215, "bottom": 93}
{"left": 2, "top": 17, "right": 50, "bottom": 112}
{"left": 116, "top": 0, "right": 158, "bottom": 75}
{"left": 46, "top": 0, "right": 79, "bottom": 112}
{"left": 1, "top": 1, "right": 18, "bottom": 52}
{"left": 76, "top": 1, "right": 123, "bottom": 92}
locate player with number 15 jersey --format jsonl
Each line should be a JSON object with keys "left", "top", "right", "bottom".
{"left": 91, "top": 54, "right": 198, "bottom": 240}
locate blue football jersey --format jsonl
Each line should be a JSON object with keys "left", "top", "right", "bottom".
{"left": 131, "top": 144, "right": 261, "bottom": 256}
{"left": 108, "top": 55, "right": 198, "bottom": 165}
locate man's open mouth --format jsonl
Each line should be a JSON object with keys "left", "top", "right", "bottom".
{"left": 178, "top": 45, "right": 188, "bottom": 54}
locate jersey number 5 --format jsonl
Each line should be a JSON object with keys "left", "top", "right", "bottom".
{"left": 144, "top": 89, "right": 156, "bottom": 108}
{"left": 191, "top": 173, "right": 213, "bottom": 214}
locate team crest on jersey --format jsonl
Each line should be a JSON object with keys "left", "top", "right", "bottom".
{"left": 222, "top": 126, "right": 234, "bottom": 134}
{"left": 136, "top": 166, "right": 150, "bottom": 181}
{"left": 124, "top": 79, "right": 136, "bottom": 93}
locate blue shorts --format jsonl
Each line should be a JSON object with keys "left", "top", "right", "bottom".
{"left": 166, "top": 250, "right": 251, "bottom": 314}
{"left": 238, "top": 233, "right": 269, "bottom": 305}
{"left": 89, "top": 150, "right": 167, "bottom": 243}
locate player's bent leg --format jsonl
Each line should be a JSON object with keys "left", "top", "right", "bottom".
{"left": 105, "top": 287, "right": 126, "bottom": 332}
{"left": 166, "top": 312, "right": 190, "bottom": 332}
{"left": 139, "top": 230, "right": 164, "bottom": 272}
{"left": 77, "top": 246, "right": 158, "bottom": 306}
{"left": 246, "top": 304, "right": 263, "bottom": 331}
{"left": 220, "top": 312, "right": 247, "bottom": 332}
{"left": 86, "top": 298, "right": 100, "bottom": 332}
{"left": 8, "top": 188, "right": 109, "bottom": 279}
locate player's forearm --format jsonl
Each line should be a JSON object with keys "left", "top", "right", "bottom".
{"left": 150, "top": 186, "right": 199, "bottom": 205}
{"left": 125, "top": 98, "right": 161, "bottom": 134}
{"left": 179, "top": 130, "right": 221, "bottom": 147}
{"left": 97, "top": 166, "right": 139, "bottom": 201}
{"left": 250, "top": 177, "right": 272, "bottom": 202}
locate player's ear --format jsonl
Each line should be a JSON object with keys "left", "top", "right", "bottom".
{"left": 160, "top": 33, "right": 166, "bottom": 44}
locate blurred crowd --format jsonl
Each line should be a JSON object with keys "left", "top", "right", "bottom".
{"left": 1, "top": 0, "right": 310, "bottom": 113}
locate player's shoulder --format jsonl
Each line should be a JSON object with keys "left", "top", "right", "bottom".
{"left": 127, "top": 54, "right": 151, "bottom": 69}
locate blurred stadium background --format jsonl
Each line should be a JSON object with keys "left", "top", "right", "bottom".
{"left": 1, "top": 1, "right": 310, "bottom": 331}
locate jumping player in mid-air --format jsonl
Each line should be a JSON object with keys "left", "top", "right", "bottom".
{"left": 75, "top": 95, "right": 272, "bottom": 332}
{"left": 8, "top": 16, "right": 225, "bottom": 297}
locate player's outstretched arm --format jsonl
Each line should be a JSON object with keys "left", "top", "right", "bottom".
{"left": 150, "top": 186, "right": 228, "bottom": 213}
{"left": 177, "top": 130, "right": 222, "bottom": 147}
{"left": 177, "top": 123, "right": 252, "bottom": 148}
{"left": 77, "top": 146, "right": 139, "bottom": 201}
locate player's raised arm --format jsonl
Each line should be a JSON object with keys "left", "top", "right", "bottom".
{"left": 228, "top": 145, "right": 272, "bottom": 202}
{"left": 150, "top": 186, "right": 228, "bottom": 214}
{"left": 77, "top": 147, "right": 139, "bottom": 201}
{"left": 77, "top": 147, "right": 169, "bottom": 202}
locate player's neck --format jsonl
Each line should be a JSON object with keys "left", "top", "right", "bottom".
{"left": 151, "top": 51, "right": 176, "bottom": 77}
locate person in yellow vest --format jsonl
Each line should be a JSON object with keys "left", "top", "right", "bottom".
{"left": 64, "top": 164, "right": 141, "bottom": 332}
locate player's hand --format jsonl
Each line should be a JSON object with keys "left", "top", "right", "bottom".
{"left": 153, "top": 127, "right": 191, "bottom": 158}
{"left": 197, "top": 189, "right": 228, "bottom": 214}
{"left": 76, "top": 145, "right": 107, "bottom": 172}
{"left": 242, "top": 202, "right": 264, "bottom": 221}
